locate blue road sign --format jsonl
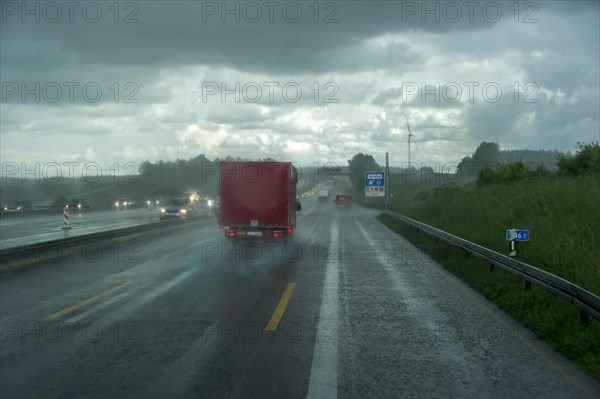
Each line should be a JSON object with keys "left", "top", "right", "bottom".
{"left": 365, "top": 171, "right": 385, "bottom": 197}
{"left": 506, "top": 229, "right": 529, "bottom": 241}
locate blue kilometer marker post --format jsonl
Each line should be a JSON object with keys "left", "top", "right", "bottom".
{"left": 506, "top": 228, "right": 529, "bottom": 257}
{"left": 506, "top": 229, "right": 530, "bottom": 241}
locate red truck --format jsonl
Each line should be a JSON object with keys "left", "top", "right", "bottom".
{"left": 218, "top": 161, "right": 301, "bottom": 238}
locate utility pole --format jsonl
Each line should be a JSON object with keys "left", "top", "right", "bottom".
{"left": 406, "top": 121, "right": 414, "bottom": 168}
{"left": 385, "top": 152, "right": 389, "bottom": 209}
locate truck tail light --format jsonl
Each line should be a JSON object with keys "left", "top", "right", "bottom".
{"left": 287, "top": 227, "right": 293, "bottom": 235}
{"left": 225, "top": 229, "right": 234, "bottom": 237}
{"left": 274, "top": 231, "right": 283, "bottom": 238}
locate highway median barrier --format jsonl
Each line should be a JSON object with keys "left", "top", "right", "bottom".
{"left": 0, "top": 214, "right": 212, "bottom": 271}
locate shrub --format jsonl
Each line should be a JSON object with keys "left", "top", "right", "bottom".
{"left": 477, "top": 161, "right": 553, "bottom": 186}
{"left": 414, "top": 190, "right": 432, "bottom": 201}
{"left": 532, "top": 164, "right": 551, "bottom": 178}
{"left": 558, "top": 142, "right": 600, "bottom": 177}
{"left": 432, "top": 182, "right": 461, "bottom": 197}
{"left": 477, "top": 166, "right": 498, "bottom": 186}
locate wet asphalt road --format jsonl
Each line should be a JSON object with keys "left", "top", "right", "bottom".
{"left": 0, "top": 202, "right": 598, "bottom": 399}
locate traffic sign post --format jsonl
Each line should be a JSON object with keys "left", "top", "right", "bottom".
{"left": 365, "top": 171, "right": 385, "bottom": 198}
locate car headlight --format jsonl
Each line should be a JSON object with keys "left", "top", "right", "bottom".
{"left": 77, "top": 204, "right": 82, "bottom": 209}
{"left": 208, "top": 200, "right": 213, "bottom": 207}
{"left": 160, "top": 208, "right": 166, "bottom": 213}
{"left": 115, "top": 202, "right": 119, "bottom": 207}
{"left": 180, "top": 209, "right": 187, "bottom": 214}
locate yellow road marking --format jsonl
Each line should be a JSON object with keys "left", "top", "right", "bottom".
{"left": 0, "top": 257, "right": 42, "bottom": 272}
{"left": 265, "top": 282, "right": 296, "bottom": 331}
{"left": 44, "top": 282, "right": 128, "bottom": 321}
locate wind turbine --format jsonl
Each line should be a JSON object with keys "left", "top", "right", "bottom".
{"left": 406, "top": 121, "right": 414, "bottom": 168}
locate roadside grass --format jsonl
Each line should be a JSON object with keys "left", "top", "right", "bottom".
{"left": 375, "top": 173, "right": 600, "bottom": 380}
{"left": 387, "top": 174, "right": 600, "bottom": 296}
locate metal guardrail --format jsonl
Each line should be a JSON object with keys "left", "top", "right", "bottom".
{"left": 383, "top": 209, "right": 600, "bottom": 323}
{"left": 0, "top": 205, "right": 144, "bottom": 217}
{"left": 0, "top": 215, "right": 211, "bottom": 269}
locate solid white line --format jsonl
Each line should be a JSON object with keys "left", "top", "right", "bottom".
{"left": 139, "top": 267, "right": 197, "bottom": 304}
{"left": 94, "top": 267, "right": 198, "bottom": 327}
{"left": 66, "top": 293, "right": 127, "bottom": 323}
{"left": 63, "top": 250, "right": 199, "bottom": 324}
{"left": 307, "top": 220, "right": 339, "bottom": 399}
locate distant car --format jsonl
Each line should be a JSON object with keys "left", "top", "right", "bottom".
{"left": 2, "top": 200, "right": 33, "bottom": 214}
{"left": 15, "top": 200, "right": 33, "bottom": 211}
{"left": 114, "top": 198, "right": 134, "bottom": 208}
{"left": 211, "top": 196, "right": 220, "bottom": 217}
{"left": 160, "top": 198, "right": 196, "bottom": 220}
{"left": 2, "top": 205, "right": 21, "bottom": 214}
{"left": 145, "top": 198, "right": 163, "bottom": 208}
{"left": 196, "top": 196, "right": 217, "bottom": 216}
{"left": 334, "top": 194, "right": 353, "bottom": 208}
{"left": 3, "top": 204, "right": 22, "bottom": 213}
{"left": 66, "top": 199, "right": 91, "bottom": 210}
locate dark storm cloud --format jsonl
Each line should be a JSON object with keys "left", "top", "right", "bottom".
{"left": 1, "top": 1, "right": 598, "bottom": 166}
{"left": 0, "top": 1, "right": 521, "bottom": 77}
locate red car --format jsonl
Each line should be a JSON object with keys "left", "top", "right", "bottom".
{"left": 334, "top": 195, "right": 353, "bottom": 208}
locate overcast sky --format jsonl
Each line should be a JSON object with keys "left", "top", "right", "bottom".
{"left": 1, "top": 0, "right": 599, "bottom": 175}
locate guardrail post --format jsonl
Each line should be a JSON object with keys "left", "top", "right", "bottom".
{"left": 580, "top": 311, "right": 589, "bottom": 326}
{"left": 489, "top": 263, "right": 495, "bottom": 271}
{"left": 525, "top": 280, "right": 531, "bottom": 290}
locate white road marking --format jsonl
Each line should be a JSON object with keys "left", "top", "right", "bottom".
{"left": 307, "top": 219, "right": 339, "bottom": 399}
{"left": 66, "top": 293, "right": 127, "bottom": 323}
{"left": 94, "top": 267, "right": 198, "bottom": 327}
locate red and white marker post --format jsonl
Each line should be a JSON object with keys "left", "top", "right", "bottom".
{"left": 62, "top": 207, "right": 71, "bottom": 229}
